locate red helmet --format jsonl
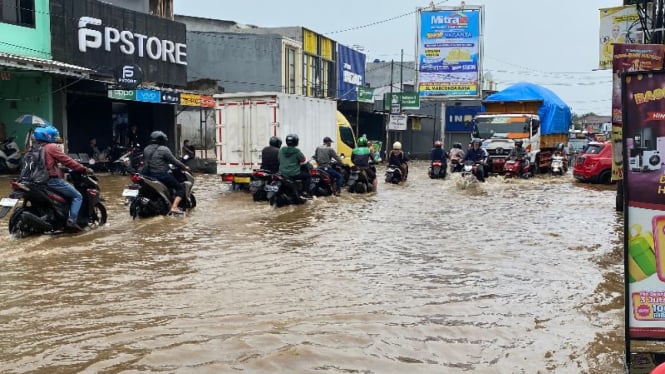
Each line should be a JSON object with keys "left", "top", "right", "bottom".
{"left": 434, "top": 140, "right": 442, "bottom": 148}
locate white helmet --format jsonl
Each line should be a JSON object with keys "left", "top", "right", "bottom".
{"left": 393, "top": 141, "right": 402, "bottom": 150}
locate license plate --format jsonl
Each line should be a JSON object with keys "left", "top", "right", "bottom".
{"left": 249, "top": 180, "right": 264, "bottom": 187}
{"left": 122, "top": 189, "right": 139, "bottom": 197}
{"left": 265, "top": 184, "right": 279, "bottom": 192}
{"left": 0, "top": 197, "right": 18, "bottom": 207}
{"left": 312, "top": 177, "right": 320, "bottom": 183}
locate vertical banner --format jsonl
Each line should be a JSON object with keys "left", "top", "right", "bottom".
{"left": 599, "top": 5, "right": 641, "bottom": 70}
{"left": 623, "top": 70, "right": 665, "bottom": 340}
{"left": 337, "top": 44, "right": 366, "bottom": 101}
{"left": 417, "top": 6, "right": 482, "bottom": 98}
{"left": 611, "top": 44, "right": 665, "bottom": 182}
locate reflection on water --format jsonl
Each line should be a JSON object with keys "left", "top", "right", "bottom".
{"left": 0, "top": 162, "right": 624, "bottom": 373}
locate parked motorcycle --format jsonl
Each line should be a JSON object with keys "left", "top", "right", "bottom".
{"left": 428, "top": 160, "right": 447, "bottom": 179}
{"left": 249, "top": 169, "right": 275, "bottom": 201}
{"left": 0, "top": 136, "right": 22, "bottom": 173}
{"left": 266, "top": 173, "right": 308, "bottom": 207}
{"left": 385, "top": 164, "right": 403, "bottom": 184}
{"left": 111, "top": 145, "right": 144, "bottom": 175}
{"left": 504, "top": 157, "right": 531, "bottom": 179}
{"left": 126, "top": 166, "right": 196, "bottom": 219}
{"left": 551, "top": 154, "right": 566, "bottom": 175}
{"left": 0, "top": 169, "right": 107, "bottom": 238}
{"left": 348, "top": 166, "right": 374, "bottom": 193}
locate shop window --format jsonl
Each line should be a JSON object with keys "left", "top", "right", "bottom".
{"left": 0, "top": 0, "right": 35, "bottom": 28}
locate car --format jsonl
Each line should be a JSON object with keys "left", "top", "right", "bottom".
{"left": 573, "top": 141, "right": 613, "bottom": 184}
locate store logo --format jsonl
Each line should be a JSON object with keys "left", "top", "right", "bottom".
{"left": 136, "top": 89, "right": 160, "bottom": 103}
{"left": 161, "top": 92, "right": 180, "bottom": 104}
{"left": 78, "top": 16, "right": 187, "bottom": 65}
{"left": 114, "top": 64, "right": 143, "bottom": 89}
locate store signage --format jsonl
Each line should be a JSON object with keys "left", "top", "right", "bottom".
{"left": 384, "top": 92, "right": 420, "bottom": 110}
{"left": 136, "top": 89, "right": 160, "bottom": 103}
{"left": 108, "top": 89, "right": 136, "bottom": 101}
{"left": 389, "top": 114, "right": 407, "bottom": 131}
{"left": 78, "top": 16, "right": 187, "bottom": 65}
{"left": 161, "top": 91, "right": 180, "bottom": 104}
{"left": 200, "top": 95, "right": 215, "bottom": 108}
{"left": 114, "top": 64, "right": 142, "bottom": 89}
{"left": 180, "top": 93, "right": 201, "bottom": 106}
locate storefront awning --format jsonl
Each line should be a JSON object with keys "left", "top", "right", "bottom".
{"left": 0, "top": 52, "right": 92, "bottom": 78}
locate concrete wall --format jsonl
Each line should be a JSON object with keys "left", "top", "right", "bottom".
{"left": 0, "top": 0, "right": 51, "bottom": 58}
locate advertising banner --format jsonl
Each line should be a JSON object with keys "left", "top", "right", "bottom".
{"left": 357, "top": 86, "right": 374, "bottom": 103}
{"left": 623, "top": 69, "right": 665, "bottom": 340}
{"left": 445, "top": 105, "right": 481, "bottom": 132}
{"left": 337, "top": 45, "right": 366, "bottom": 101}
{"left": 161, "top": 91, "right": 180, "bottom": 105}
{"left": 180, "top": 93, "right": 201, "bottom": 106}
{"left": 417, "top": 7, "right": 482, "bottom": 98}
{"left": 200, "top": 95, "right": 215, "bottom": 108}
{"left": 135, "top": 89, "right": 160, "bottom": 103}
{"left": 383, "top": 93, "right": 420, "bottom": 110}
{"left": 49, "top": 0, "right": 187, "bottom": 86}
{"left": 108, "top": 89, "right": 136, "bottom": 101}
{"left": 599, "top": 5, "right": 641, "bottom": 70}
{"left": 611, "top": 44, "right": 665, "bottom": 182}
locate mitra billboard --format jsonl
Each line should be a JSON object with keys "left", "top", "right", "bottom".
{"left": 337, "top": 45, "right": 366, "bottom": 101}
{"left": 49, "top": 0, "right": 187, "bottom": 86}
{"left": 417, "top": 6, "right": 483, "bottom": 98}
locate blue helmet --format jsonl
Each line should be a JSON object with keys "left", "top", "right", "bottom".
{"left": 33, "top": 126, "right": 60, "bottom": 143}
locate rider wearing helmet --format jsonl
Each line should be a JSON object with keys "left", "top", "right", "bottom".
{"left": 278, "top": 133, "right": 312, "bottom": 198}
{"left": 509, "top": 140, "right": 528, "bottom": 159}
{"left": 142, "top": 130, "right": 191, "bottom": 215}
{"left": 449, "top": 142, "right": 465, "bottom": 172}
{"left": 261, "top": 136, "right": 281, "bottom": 173}
{"left": 463, "top": 139, "right": 487, "bottom": 182}
{"left": 352, "top": 136, "right": 378, "bottom": 191}
{"left": 313, "top": 136, "right": 344, "bottom": 196}
{"left": 430, "top": 140, "right": 448, "bottom": 177}
{"left": 388, "top": 141, "right": 409, "bottom": 182}
{"left": 34, "top": 125, "right": 92, "bottom": 231}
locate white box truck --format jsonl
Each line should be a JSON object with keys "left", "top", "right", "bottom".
{"left": 213, "top": 92, "right": 355, "bottom": 186}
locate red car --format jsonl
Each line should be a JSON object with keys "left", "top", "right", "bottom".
{"left": 573, "top": 141, "right": 613, "bottom": 184}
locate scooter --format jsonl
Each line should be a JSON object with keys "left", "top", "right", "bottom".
{"left": 125, "top": 166, "right": 196, "bottom": 219}
{"left": 450, "top": 158, "right": 463, "bottom": 173}
{"left": 461, "top": 160, "right": 485, "bottom": 183}
{"left": 348, "top": 166, "right": 375, "bottom": 193}
{"left": 0, "top": 169, "right": 107, "bottom": 238}
{"left": 428, "top": 160, "right": 447, "bottom": 179}
{"left": 249, "top": 169, "right": 275, "bottom": 201}
{"left": 385, "top": 164, "right": 403, "bottom": 184}
{"left": 0, "top": 136, "right": 22, "bottom": 173}
{"left": 310, "top": 167, "right": 336, "bottom": 197}
{"left": 111, "top": 145, "right": 144, "bottom": 175}
{"left": 551, "top": 154, "right": 566, "bottom": 175}
{"left": 504, "top": 157, "right": 531, "bottom": 179}
{"left": 266, "top": 173, "right": 308, "bottom": 207}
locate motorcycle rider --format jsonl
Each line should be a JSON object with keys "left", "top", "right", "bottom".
{"left": 142, "top": 131, "right": 191, "bottom": 215}
{"left": 261, "top": 136, "right": 281, "bottom": 174}
{"left": 352, "top": 136, "right": 378, "bottom": 192}
{"left": 388, "top": 141, "right": 409, "bottom": 182}
{"left": 463, "top": 139, "right": 487, "bottom": 182}
{"left": 313, "top": 136, "right": 344, "bottom": 196}
{"left": 449, "top": 142, "right": 465, "bottom": 172}
{"left": 278, "top": 133, "right": 312, "bottom": 198}
{"left": 35, "top": 125, "right": 93, "bottom": 231}
{"left": 508, "top": 140, "right": 530, "bottom": 176}
{"left": 430, "top": 140, "right": 448, "bottom": 174}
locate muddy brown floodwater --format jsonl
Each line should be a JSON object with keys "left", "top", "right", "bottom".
{"left": 0, "top": 161, "right": 625, "bottom": 373}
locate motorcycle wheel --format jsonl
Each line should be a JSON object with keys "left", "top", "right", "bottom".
{"left": 8, "top": 207, "right": 30, "bottom": 238}
{"left": 252, "top": 189, "right": 266, "bottom": 201}
{"left": 89, "top": 203, "right": 107, "bottom": 228}
{"left": 356, "top": 183, "right": 367, "bottom": 194}
{"left": 189, "top": 194, "right": 197, "bottom": 208}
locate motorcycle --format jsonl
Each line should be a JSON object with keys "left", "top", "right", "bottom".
{"left": 348, "top": 166, "right": 374, "bottom": 193}
{"left": 249, "top": 169, "right": 275, "bottom": 201}
{"left": 551, "top": 154, "right": 566, "bottom": 175}
{"left": 266, "top": 173, "right": 308, "bottom": 207}
{"left": 0, "top": 169, "right": 107, "bottom": 238}
{"left": 504, "top": 157, "right": 531, "bottom": 179}
{"left": 461, "top": 160, "right": 486, "bottom": 183}
{"left": 0, "top": 136, "right": 21, "bottom": 173}
{"left": 450, "top": 158, "right": 463, "bottom": 173}
{"left": 310, "top": 167, "right": 337, "bottom": 197}
{"left": 126, "top": 166, "right": 196, "bottom": 219}
{"left": 385, "top": 164, "right": 403, "bottom": 184}
{"left": 111, "top": 145, "right": 144, "bottom": 175}
{"left": 428, "top": 160, "right": 447, "bottom": 179}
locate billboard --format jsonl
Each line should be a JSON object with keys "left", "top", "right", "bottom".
{"left": 445, "top": 106, "right": 481, "bottom": 132}
{"left": 599, "top": 5, "right": 641, "bottom": 70}
{"left": 337, "top": 44, "right": 366, "bottom": 101}
{"left": 416, "top": 6, "right": 483, "bottom": 98}
{"left": 49, "top": 0, "right": 187, "bottom": 86}
{"left": 622, "top": 69, "right": 665, "bottom": 341}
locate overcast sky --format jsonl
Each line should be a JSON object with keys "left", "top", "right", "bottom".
{"left": 174, "top": 0, "right": 622, "bottom": 115}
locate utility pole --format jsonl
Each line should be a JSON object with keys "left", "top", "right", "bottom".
{"left": 400, "top": 49, "right": 404, "bottom": 145}
{"left": 386, "top": 60, "right": 394, "bottom": 156}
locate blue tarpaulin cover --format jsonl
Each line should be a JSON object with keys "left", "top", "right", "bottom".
{"left": 482, "top": 82, "right": 571, "bottom": 135}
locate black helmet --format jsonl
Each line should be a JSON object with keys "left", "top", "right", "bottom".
{"left": 323, "top": 136, "right": 333, "bottom": 144}
{"left": 285, "top": 133, "right": 299, "bottom": 147}
{"left": 472, "top": 139, "right": 482, "bottom": 146}
{"left": 515, "top": 140, "right": 523, "bottom": 147}
{"left": 556, "top": 143, "right": 565, "bottom": 151}
{"left": 150, "top": 131, "right": 167, "bottom": 145}
{"left": 453, "top": 142, "right": 462, "bottom": 149}
{"left": 269, "top": 136, "right": 282, "bottom": 148}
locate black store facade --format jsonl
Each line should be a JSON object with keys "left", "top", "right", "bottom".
{"left": 49, "top": 0, "right": 187, "bottom": 153}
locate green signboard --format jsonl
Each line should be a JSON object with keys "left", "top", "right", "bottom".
{"left": 357, "top": 86, "right": 374, "bottom": 103}
{"left": 108, "top": 89, "right": 136, "bottom": 101}
{"left": 383, "top": 92, "right": 420, "bottom": 110}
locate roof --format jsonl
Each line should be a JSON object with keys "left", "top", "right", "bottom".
{"left": 0, "top": 52, "right": 92, "bottom": 78}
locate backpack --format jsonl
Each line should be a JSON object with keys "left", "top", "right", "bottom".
{"left": 19, "top": 143, "right": 49, "bottom": 184}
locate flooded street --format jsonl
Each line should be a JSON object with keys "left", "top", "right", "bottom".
{"left": 0, "top": 161, "right": 624, "bottom": 373}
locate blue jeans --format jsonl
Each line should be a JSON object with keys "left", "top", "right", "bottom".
{"left": 320, "top": 166, "right": 343, "bottom": 190}
{"left": 47, "top": 177, "right": 82, "bottom": 221}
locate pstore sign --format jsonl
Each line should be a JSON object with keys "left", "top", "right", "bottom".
{"left": 78, "top": 16, "right": 187, "bottom": 66}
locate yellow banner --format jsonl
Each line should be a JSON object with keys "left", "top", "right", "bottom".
{"left": 180, "top": 93, "right": 201, "bottom": 106}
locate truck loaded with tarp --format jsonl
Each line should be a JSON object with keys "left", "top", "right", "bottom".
{"left": 473, "top": 82, "right": 572, "bottom": 174}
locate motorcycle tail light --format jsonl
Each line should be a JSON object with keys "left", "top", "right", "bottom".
{"left": 310, "top": 169, "right": 318, "bottom": 176}
{"left": 253, "top": 170, "right": 265, "bottom": 177}
{"left": 130, "top": 174, "right": 142, "bottom": 183}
